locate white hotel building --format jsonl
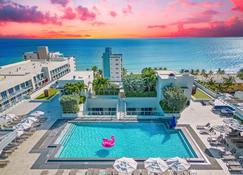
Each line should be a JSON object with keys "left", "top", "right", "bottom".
{"left": 0, "top": 46, "right": 76, "bottom": 112}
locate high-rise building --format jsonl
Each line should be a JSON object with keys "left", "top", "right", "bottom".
{"left": 102, "top": 48, "right": 122, "bottom": 82}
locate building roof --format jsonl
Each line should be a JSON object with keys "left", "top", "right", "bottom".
{"left": 0, "top": 58, "right": 71, "bottom": 92}
{"left": 58, "top": 71, "right": 92, "bottom": 81}
{"left": 156, "top": 70, "right": 192, "bottom": 79}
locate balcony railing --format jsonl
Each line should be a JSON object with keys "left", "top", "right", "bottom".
{"left": 126, "top": 111, "right": 164, "bottom": 116}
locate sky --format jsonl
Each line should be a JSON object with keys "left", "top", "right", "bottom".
{"left": 0, "top": 0, "right": 243, "bottom": 38}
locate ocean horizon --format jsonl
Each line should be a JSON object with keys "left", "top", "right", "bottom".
{"left": 0, "top": 37, "right": 242, "bottom": 73}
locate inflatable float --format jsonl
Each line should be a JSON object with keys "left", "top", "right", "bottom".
{"left": 102, "top": 136, "right": 115, "bottom": 148}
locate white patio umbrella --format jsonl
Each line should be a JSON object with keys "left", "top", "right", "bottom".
{"left": 16, "top": 130, "right": 24, "bottom": 137}
{"left": 113, "top": 157, "right": 137, "bottom": 174}
{"left": 223, "top": 118, "right": 240, "bottom": 126}
{"left": 166, "top": 157, "right": 191, "bottom": 172}
{"left": 212, "top": 125, "right": 231, "bottom": 134}
{"left": 30, "top": 111, "right": 44, "bottom": 117}
{"left": 144, "top": 158, "right": 169, "bottom": 174}
{"left": 27, "top": 117, "right": 38, "bottom": 122}
{"left": 6, "top": 114, "right": 17, "bottom": 120}
{"left": 23, "top": 119, "right": 34, "bottom": 125}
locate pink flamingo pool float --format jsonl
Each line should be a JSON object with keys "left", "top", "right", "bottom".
{"left": 102, "top": 136, "right": 115, "bottom": 148}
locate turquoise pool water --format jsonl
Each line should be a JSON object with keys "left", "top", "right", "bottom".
{"left": 56, "top": 122, "right": 197, "bottom": 159}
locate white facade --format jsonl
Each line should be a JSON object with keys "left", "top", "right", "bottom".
{"left": 156, "top": 70, "right": 194, "bottom": 102}
{"left": 0, "top": 47, "right": 76, "bottom": 112}
{"left": 56, "top": 71, "right": 93, "bottom": 92}
{"left": 109, "top": 55, "right": 122, "bottom": 82}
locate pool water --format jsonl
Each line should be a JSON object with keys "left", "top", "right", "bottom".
{"left": 56, "top": 122, "right": 197, "bottom": 159}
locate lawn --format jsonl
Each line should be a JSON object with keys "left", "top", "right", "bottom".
{"left": 36, "top": 88, "right": 59, "bottom": 100}
{"left": 192, "top": 89, "right": 212, "bottom": 100}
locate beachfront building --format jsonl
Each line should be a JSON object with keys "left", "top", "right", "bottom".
{"left": 102, "top": 47, "right": 123, "bottom": 83}
{"left": 0, "top": 47, "right": 76, "bottom": 112}
{"left": 156, "top": 70, "right": 194, "bottom": 103}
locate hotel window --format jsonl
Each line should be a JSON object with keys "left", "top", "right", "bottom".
{"left": 21, "top": 83, "right": 25, "bottom": 89}
{"left": 14, "top": 85, "right": 20, "bottom": 92}
{"left": 1, "top": 91, "right": 7, "bottom": 100}
{"left": 8, "top": 88, "right": 14, "bottom": 96}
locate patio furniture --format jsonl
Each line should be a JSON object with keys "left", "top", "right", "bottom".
{"left": 199, "top": 128, "right": 216, "bottom": 135}
{"left": 228, "top": 166, "right": 243, "bottom": 173}
{"left": 226, "top": 161, "right": 241, "bottom": 166}
{"left": 144, "top": 158, "right": 169, "bottom": 174}
{"left": 212, "top": 125, "right": 231, "bottom": 134}
{"left": 68, "top": 169, "right": 78, "bottom": 175}
{"left": 166, "top": 157, "right": 191, "bottom": 172}
{"left": 113, "top": 157, "right": 137, "bottom": 174}
{"left": 223, "top": 119, "right": 240, "bottom": 126}
{"left": 0, "top": 159, "right": 9, "bottom": 167}
{"left": 196, "top": 123, "right": 210, "bottom": 130}
{"left": 55, "top": 169, "right": 64, "bottom": 175}
{"left": 223, "top": 155, "right": 237, "bottom": 161}
{"left": 40, "top": 170, "right": 49, "bottom": 175}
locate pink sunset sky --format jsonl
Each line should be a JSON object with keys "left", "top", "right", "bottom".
{"left": 0, "top": 0, "right": 243, "bottom": 38}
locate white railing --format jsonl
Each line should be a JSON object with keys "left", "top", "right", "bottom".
{"left": 125, "top": 111, "right": 164, "bottom": 116}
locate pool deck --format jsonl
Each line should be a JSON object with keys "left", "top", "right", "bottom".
{"left": 0, "top": 98, "right": 231, "bottom": 175}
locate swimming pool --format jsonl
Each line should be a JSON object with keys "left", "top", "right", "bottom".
{"left": 55, "top": 122, "right": 197, "bottom": 159}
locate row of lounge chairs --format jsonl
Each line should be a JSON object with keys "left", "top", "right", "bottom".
{"left": 196, "top": 123, "right": 216, "bottom": 135}
{"left": 0, "top": 116, "right": 46, "bottom": 168}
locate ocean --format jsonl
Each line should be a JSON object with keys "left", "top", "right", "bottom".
{"left": 0, "top": 38, "right": 242, "bottom": 72}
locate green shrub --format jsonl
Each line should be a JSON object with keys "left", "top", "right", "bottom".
{"left": 60, "top": 95, "right": 80, "bottom": 113}
{"left": 160, "top": 86, "right": 187, "bottom": 113}
{"left": 79, "top": 96, "right": 86, "bottom": 104}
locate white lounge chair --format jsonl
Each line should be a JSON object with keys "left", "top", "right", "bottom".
{"left": 199, "top": 128, "right": 216, "bottom": 135}
{"left": 196, "top": 123, "right": 210, "bottom": 130}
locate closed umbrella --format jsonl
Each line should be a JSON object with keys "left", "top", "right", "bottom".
{"left": 166, "top": 157, "right": 190, "bottom": 172}
{"left": 113, "top": 157, "right": 137, "bottom": 174}
{"left": 144, "top": 158, "right": 169, "bottom": 174}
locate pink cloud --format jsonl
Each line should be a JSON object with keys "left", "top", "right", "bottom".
{"left": 231, "top": 0, "right": 243, "bottom": 12}
{"left": 171, "top": 16, "right": 243, "bottom": 37}
{"left": 50, "top": 0, "right": 70, "bottom": 7}
{"left": 123, "top": 4, "right": 132, "bottom": 15}
{"left": 91, "top": 21, "right": 106, "bottom": 26}
{"left": 109, "top": 11, "right": 117, "bottom": 18}
{"left": 177, "top": 0, "right": 222, "bottom": 9}
{"left": 0, "top": 1, "right": 61, "bottom": 25}
{"left": 76, "top": 6, "right": 96, "bottom": 21}
{"left": 147, "top": 25, "right": 166, "bottom": 29}
{"left": 62, "top": 7, "right": 76, "bottom": 20}
{"left": 92, "top": 6, "right": 101, "bottom": 15}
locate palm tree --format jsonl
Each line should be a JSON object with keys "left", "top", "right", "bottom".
{"left": 180, "top": 69, "right": 185, "bottom": 74}
{"left": 195, "top": 69, "right": 200, "bottom": 75}
{"left": 91, "top": 66, "right": 98, "bottom": 77}
{"left": 64, "top": 83, "right": 80, "bottom": 95}
{"left": 223, "top": 76, "right": 235, "bottom": 88}
{"left": 142, "top": 67, "right": 157, "bottom": 91}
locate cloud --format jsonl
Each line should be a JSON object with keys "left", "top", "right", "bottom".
{"left": 179, "top": 10, "right": 219, "bottom": 24}
{"left": 231, "top": 0, "right": 243, "bottom": 12}
{"left": 76, "top": 6, "right": 96, "bottom": 21}
{"left": 177, "top": 0, "right": 222, "bottom": 9}
{"left": 0, "top": 1, "right": 61, "bottom": 25}
{"left": 123, "top": 4, "right": 132, "bottom": 15}
{"left": 50, "top": 0, "right": 70, "bottom": 7}
{"left": 171, "top": 16, "right": 243, "bottom": 37}
{"left": 43, "top": 30, "right": 91, "bottom": 38}
{"left": 61, "top": 7, "right": 76, "bottom": 20}
{"left": 91, "top": 21, "right": 106, "bottom": 26}
{"left": 110, "top": 11, "right": 117, "bottom": 18}
{"left": 147, "top": 25, "right": 166, "bottom": 29}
